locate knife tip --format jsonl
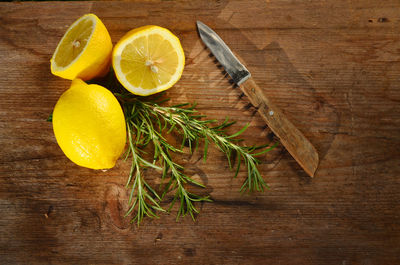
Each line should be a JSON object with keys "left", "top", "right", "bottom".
{"left": 196, "top": 20, "right": 207, "bottom": 31}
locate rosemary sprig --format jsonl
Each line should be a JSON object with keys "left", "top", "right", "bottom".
{"left": 144, "top": 100, "right": 278, "bottom": 192}
{"left": 122, "top": 96, "right": 212, "bottom": 221}
{"left": 117, "top": 92, "right": 278, "bottom": 223}
{"left": 123, "top": 124, "right": 165, "bottom": 225}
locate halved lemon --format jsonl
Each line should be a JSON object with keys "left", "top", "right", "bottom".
{"left": 112, "top": 25, "right": 185, "bottom": 96}
{"left": 50, "top": 14, "right": 112, "bottom": 80}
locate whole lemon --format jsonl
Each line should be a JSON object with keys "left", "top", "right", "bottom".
{"left": 52, "top": 79, "right": 126, "bottom": 169}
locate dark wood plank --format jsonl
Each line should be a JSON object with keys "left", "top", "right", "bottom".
{"left": 0, "top": 0, "right": 399, "bottom": 264}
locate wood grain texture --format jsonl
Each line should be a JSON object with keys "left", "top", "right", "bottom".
{"left": 240, "top": 77, "right": 319, "bottom": 177}
{"left": 0, "top": 0, "right": 400, "bottom": 264}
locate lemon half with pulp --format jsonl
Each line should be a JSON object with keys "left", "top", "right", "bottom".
{"left": 50, "top": 14, "right": 112, "bottom": 80}
{"left": 112, "top": 25, "right": 185, "bottom": 96}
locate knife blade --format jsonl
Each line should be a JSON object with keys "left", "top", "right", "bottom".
{"left": 196, "top": 21, "right": 319, "bottom": 177}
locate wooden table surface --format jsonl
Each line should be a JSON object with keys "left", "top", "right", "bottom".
{"left": 1, "top": 1, "right": 399, "bottom": 264}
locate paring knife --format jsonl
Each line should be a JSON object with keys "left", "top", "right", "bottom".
{"left": 196, "top": 21, "right": 319, "bottom": 177}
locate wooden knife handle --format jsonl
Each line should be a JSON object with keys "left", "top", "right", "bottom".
{"left": 239, "top": 77, "right": 319, "bottom": 177}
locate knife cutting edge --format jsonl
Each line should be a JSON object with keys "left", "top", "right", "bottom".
{"left": 196, "top": 21, "right": 319, "bottom": 177}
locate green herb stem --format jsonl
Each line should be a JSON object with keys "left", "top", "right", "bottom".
{"left": 117, "top": 93, "right": 277, "bottom": 224}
